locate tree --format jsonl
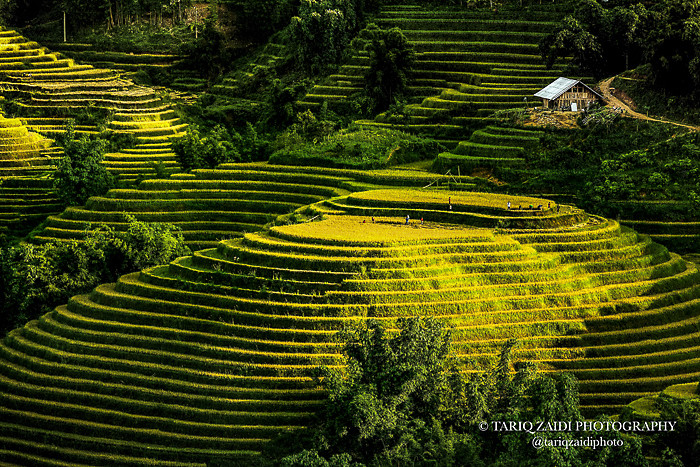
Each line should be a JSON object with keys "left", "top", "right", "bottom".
{"left": 53, "top": 123, "right": 114, "bottom": 207}
{"left": 180, "top": 19, "right": 234, "bottom": 82}
{"left": 275, "top": 319, "right": 647, "bottom": 466}
{"left": 539, "top": 15, "right": 604, "bottom": 76}
{"left": 100, "top": 214, "right": 191, "bottom": 278}
{"left": 289, "top": 0, "right": 358, "bottom": 74}
{"left": 278, "top": 317, "right": 470, "bottom": 465}
{"left": 0, "top": 219, "right": 190, "bottom": 334}
{"left": 228, "top": 0, "right": 297, "bottom": 42}
{"left": 539, "top": 0, "right": 646, "bottom": 78}
{"left": 359, "top": 24, "right": 415, "bottom": 113}
{"left": 643, "top": 0, "right": 700, "bottom": 97}
{"left": 649, "top": 396, "right": 700, "bottom": 466}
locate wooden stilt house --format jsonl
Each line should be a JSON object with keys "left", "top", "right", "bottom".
{"left": 534, "top": 77, "right": 604, "bottom": 111}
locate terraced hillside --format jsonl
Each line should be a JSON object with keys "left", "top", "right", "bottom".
{"left": 44, "top": 43, "right": 207, "bottom": 94}
{"left": 33, "top": 162, "right": 477, "bottom": 250}
{"left": 43, "top": 42, "right": 182, "bottom": 74}
{"left": 1, "top": 189, "right": 699, "bottom": 464}
{"left": 299, "top": 4, "right": 577, "bottom": 145}
{"left": 617, "top": 202, "right": 700, "bottom": 257}
{"left": 0, "top": 114, "right": 63, "bottom": 235}
{"left": 624, "top": 381, "right": 699, "bottom": 422}
{"left": 434, "top": 124, "right": 545, "bottom": 174}
{"left": 0, "top": 27, "right": 185, "bottom": 182}
{"left": 208, "top": 41, "right": 287, "bottom": 100}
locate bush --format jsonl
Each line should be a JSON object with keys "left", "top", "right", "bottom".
{"left": 172, "top": 123, "right": 271, "bottom": 171}
{"left": 270, "top": 126, "right": 443, "bottom": 169}
{"left": 271, "top": 320, "right": 648, "bottom": 466}
{"left": 180, "top": 19, "right": 235, "bottom": 81}
{"left": 227, "top": 0, "right": 298, "bottom": 42}
{"left": 289, "top": 0, "right": 359, "bottom": 74}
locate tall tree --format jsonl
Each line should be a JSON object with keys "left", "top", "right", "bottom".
{"left": 359, "top": 24, "right": 415, "bottom": 113}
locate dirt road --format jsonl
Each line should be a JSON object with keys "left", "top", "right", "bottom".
{"left": 598, "top": 76, "right": 700, "bottom": 131}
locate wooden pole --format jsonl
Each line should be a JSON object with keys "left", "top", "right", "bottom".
{"left": 63, "top": 11, "right": 66, "bottom": 42}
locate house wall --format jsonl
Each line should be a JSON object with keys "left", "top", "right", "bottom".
{"left": 548, "top": 86, "right": 599, "bottom": 111}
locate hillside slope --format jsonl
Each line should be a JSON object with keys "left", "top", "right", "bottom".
{"left": 0, "top": 27, "right": 186, "bottom": 182}
{"left": 1, "top": 190, "right": 699, "bottom": 464}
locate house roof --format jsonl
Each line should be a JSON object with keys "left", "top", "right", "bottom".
{"left": 534, "top": 77, "right": 604, "bottom": 101}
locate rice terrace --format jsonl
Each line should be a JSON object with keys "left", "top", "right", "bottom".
{"left": 0, "top": 0, "right": 699, "bottom": 465}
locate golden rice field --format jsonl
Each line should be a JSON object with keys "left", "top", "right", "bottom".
{"left": 275, "top": 215, "right": 491, "bottom": 246}
{"left": 348, "top": 188, "right": 552, "bottom": 211}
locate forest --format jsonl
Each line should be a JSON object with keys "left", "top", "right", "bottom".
{"left": 0, "top": 0, "right": 698, "bottom": 465}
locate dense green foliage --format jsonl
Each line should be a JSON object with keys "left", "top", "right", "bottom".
{"left": 52, "top": 125, "right": 115, "bottom": 207}
{"left": 270, "top": 122, "right": 442, "bottom": 169}
{"left": 226, "top": 0, "right": 299, "bottom": 42}
{"left": 653, "top": 396, "right": 700, "bottom": 466}
{"left": 613, "top": 69, "right": 700, "bottom": 126}
{"left": 0, "top": 218, "right": 190, "bottom": 334}
{"left": 172, "top": 123, "right": 271, "bottom": 171}
{"left": 539, "top": 0, "right": 646, "bottom": 77}
{"left": 584, "top": 131, "right": 700, "bottom": 216}
{"left": 357, "top": 24, "right": 415, "bottom": 113}
{"left": 54, "top": 0, "right": 192, "bottom": 30}
{"left": 519, "top": 118, "right": 679, "bottom": 198}
{"left": 274, "top": 318, "right": 647, "bottom": 466}
{"left": 289, "top": 0, "right": 359, "bottom": 74}
{"left": 542, "top": 0, "right": 700, "bottom": 98}
{"left": 179, "top": 20, "right": 236, "bottom": 82}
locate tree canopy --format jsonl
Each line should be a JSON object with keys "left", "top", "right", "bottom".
{"left": 273, "top": 318, "right": 647, "bottom": 467}
{"left": 358, "top": 24, "right": 415, "bottom": 113}
{"left": 540, "top": 0, "right": 700, "bottom": 99}
{"left": 52, "top": 123, "right": 114, "bottom": 207}
{"left": 0, "top": 218, "right": 190, "bottom": 334}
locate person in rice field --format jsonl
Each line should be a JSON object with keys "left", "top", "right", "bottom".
{"left": 507, "top": 201, "right": 511, "bottom": 210}
{"left": 405, "top": 214, "right": 410, "bottom": 225}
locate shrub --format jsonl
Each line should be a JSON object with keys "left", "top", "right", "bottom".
{"left": 172, "top": 123, "right": 271, "bottom": 171}
{"left": 270, "top": 127, "right": 443, "bottom": 169}
{"left": 0, "top": 219, "right": 190, "bottom": 334}
{"left": 289, "top": 0, "right": 357, "bottom": 74}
